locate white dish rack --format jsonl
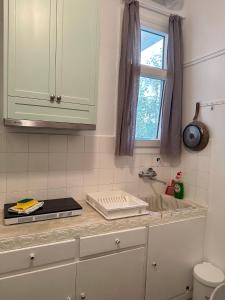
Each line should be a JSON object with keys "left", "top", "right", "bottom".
{"left": 87, "top": 191, "right": 149, "bottom": 220}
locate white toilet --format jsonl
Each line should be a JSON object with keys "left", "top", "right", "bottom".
{"left": 210, "top": 283, "right": 225, "bottom": 300}
{"left": 193, "top": 262, "right": 225, "bottom": 300}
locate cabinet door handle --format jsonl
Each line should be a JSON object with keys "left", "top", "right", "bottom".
{"left": 56, "top": 96, "right": 62, "bottom": 103}
{"left": 80, "top": 292, "right": 86, "bottom": 299}
{"left": 29, "top": 253, "right": 35, "bottom": 260}
{"left": 66, "top": 297, "right": 71, "bottom": 300}
{"left": 50, "top": 95, "right": 55, "bottom": 102}
{"left": 115, "top": 238, "right": 121, "bottom": 245}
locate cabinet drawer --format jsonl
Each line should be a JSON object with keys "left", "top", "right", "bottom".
{"left": 80, "top": 227, "right": 147, "bottom": 258}
{"left": 0, "top": 240, "right": 77, "bottom": 275}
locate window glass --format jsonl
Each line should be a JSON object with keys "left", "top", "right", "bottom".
{"left": 135, "top": 27, "right": 167, "bottom": 143}
{"left": 141, "top": 29, "right": 165, "bottom": 69}
{"left": 135, "top": 77, "right": 164, "bottom": 141}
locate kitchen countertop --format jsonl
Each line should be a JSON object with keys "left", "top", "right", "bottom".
{"left": 0, "top": 201, "right": 207, "bottom": 252}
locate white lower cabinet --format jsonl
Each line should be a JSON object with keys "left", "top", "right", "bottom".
{"left": 0, "top": 263, "right": 76, "bottom": 300}
{"left": 76, "top": 248, "right": 146, "bottom": 300}
{"left": 146, "top": 217, "right": 205, "bottom": 300}
{"left": 0, "top": 220, "right": 206, "bottom": 300}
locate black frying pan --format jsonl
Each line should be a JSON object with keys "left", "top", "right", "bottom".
{"left": 183, "top": 102, "right": 209, "bottom": 151}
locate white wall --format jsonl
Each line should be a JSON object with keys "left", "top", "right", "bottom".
{"left": 182, "top": 0, "right": 225, "bottom": 271}
{"left": 96, "top": 0, "right": 121, "bottom": 136}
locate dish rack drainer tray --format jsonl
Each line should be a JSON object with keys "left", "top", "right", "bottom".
{"left": 87, "top": 191, "right": 149, "bottom": 220}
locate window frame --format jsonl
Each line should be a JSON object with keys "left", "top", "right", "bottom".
{"left": 135, "top": 18, "right": 168, "bottom": 149}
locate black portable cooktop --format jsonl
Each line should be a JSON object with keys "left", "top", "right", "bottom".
{"left": 4, "top": 198, "right": 83, "bottom": 225}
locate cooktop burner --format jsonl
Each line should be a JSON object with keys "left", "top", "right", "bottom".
{"left": 4, "top": 198, "right": 83, "bottom": 225}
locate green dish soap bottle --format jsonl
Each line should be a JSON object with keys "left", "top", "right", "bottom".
{"left": 174, "top": 171, "right": 184, "bottom": 200}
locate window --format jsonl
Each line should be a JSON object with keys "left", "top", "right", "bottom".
{"left": 135, "top": 27, "right": 168, "bottom": 145}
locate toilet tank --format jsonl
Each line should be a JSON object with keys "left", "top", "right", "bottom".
{"left": 193, "top": 263, "right": 225, "bottom": 300}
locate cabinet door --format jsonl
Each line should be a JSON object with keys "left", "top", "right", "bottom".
{"left": 56, "top": 0, "right": 100, "bottom": 106}
{"left": 8, "top": 0, "right": 56, "bottom": 100}
{"left": 146, "top": 218, "right": 205, "bottom": 300}
{"left": 0, "top": 263, "right": 76, "bottom": 300}
{"left": 76, "top": 248, "right": 146, "bottom": 300}
{"left": 8, "top": 96, "right": 96, "bottom": 124}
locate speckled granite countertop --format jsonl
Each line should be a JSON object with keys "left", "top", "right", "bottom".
{"left": 0, "top": 202, "right": 207, "bottom": 252}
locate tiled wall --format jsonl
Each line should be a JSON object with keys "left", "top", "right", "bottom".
{"left": 175, "top": 141, "right": 211, "bottom": 207}
{"left": 0, "top": 130, "right": 211, "bottom": 207}
{"left": 0, "top": 132, "right": 174, "bottom": 207}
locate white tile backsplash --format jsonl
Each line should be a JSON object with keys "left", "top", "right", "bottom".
{"left": 99, "top": 136, "right": 115, "bottom": 153}
{"left": 49, "top": 153, "right": 66, "bottom": 172}
{"left": 28, "top": 172, "right": 48, "bottom": 190}
{"left": 197, "top": 155, "right": 210, "bottom": 173}
{"left": 68, "top": 136, "right": 85, "bottom": 153}
{"left": 29, "top": 134, "right": 49, "bottom": 153}
{"left": 68, "top": 186, "right": 84, "bottom": 201}
{"left": 27, "top": 189, "right": 48, "bottom": 201}
{"left": 6, "top": 153, "right": 28, "bottom": 173}
{"left": 7, "top": 172, "right": 28, "bottom": 192}
{"left": 49, "top": 135, "right": 68, "bottom": 153}
{"left": 67, "top": 153, "right": 85, "bottom": 171}
{"left": 83, "top": 169, "right": 100, "bottom": 186}
{"left": 47, "top": 188, "right": 68, "bottom": 199}
{"left": 48, "top": 171, "right": 67, "bottom": 189}
{"left": 0, "top": 133, "right": 210, "bottom": 206}
{"left": 99, "top": 153, "right": 115, "bottom": 169}
{"left": 0, "top": 134, "right": 7, "bottom": 153}
{"left": 0, "top": 174, "right": 7, "bottom": 193}
{"left": 29, "top": 153, "right": 49, "bottom": 172}
{"left": 0, "top": 154, "right": 7, "bottom": 173}
{"left": 196, "top": 171, "right": 209, "bottom": 189}
{"left": 6, "top": 133, "right": 29, "bottom": 153}
{"left": 82, "top": 153, "right": 100, "bottom": 170}
{"left": 85, "top": 136, "right": 100, "bottom": 153}
{"left": 67, "top": 170, "right": 84, "bottom": 187}
{"left": 99, "top": 169, "right": 114, "bottom": 185}
{"left": 175, "top": 140, "right": 212, "bottom": 205}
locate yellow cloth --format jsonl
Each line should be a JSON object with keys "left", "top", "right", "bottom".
{"left": 16, "top": 199, "right": 39, "bottom": 210}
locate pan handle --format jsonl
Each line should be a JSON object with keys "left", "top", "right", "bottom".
{"left": 193, "top": 102, "right": 200, "bottom": 121}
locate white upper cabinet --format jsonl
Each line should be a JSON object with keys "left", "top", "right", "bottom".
{"left": 56, "top": 0, "right": 99, "bottom": 106}
{"left": 8, "top": 0, "right": 56, "bottom": 100}
{"left": 5, "top": 0, "right": 100, "bottom": 127}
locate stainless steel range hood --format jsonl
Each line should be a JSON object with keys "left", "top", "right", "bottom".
{"left": 4, "top": 119, "right": 96, "bottom": 130}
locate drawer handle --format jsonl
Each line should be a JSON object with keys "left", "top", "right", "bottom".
{"left": 115, "top": 238, "right": 121, "bottom": 246}
{"left": 80, "top": 292, "right": 86, "bottom": 299}
{"left": 29, "top": 253, "right": 35, "bottom": 260}
{"left": 152, "top": 262, "right": 158, "bottom": 268}
{"left": 66, "top": 297, "right": 72, "bottom": 300}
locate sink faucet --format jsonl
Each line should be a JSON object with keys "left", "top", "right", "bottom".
{"left": 139, "top": 168, "right": 167, "bottom": 185}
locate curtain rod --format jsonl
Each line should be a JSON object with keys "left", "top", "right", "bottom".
{"left": 138, "top": 1, "right": 185, "bottom": 19}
